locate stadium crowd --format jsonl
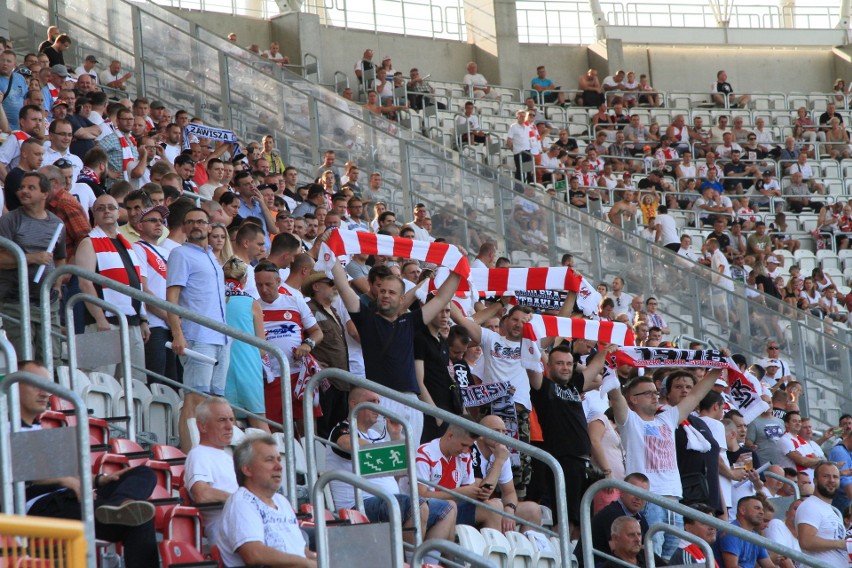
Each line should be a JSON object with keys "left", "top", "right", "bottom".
{"left": 1, "top": 29, "right": 852, "bottom": 567}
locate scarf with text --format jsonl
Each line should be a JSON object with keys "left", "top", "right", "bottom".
{"left": 118, "top": 133, "right": 137, "bottom": 180}
{"left": 460, "top": 382, "right": 512, "bottom": 408}
{"left": 520, "top": 315, "right": 634, "bottom": 369}
{"left": 610, "top": 347, "right": 768, "bottom": 423}
{"left": 316, "top": 229, "right": 470, "bottom": 278}
{"left": 183, "top": 123, "right": 242, "bottom": 158}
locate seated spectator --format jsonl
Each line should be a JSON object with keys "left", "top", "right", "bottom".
{"left": 711, "top": 70, "right": 750, "bottom": 108}
{"left": 600, "top": 516, "right": 665, "bottom": 568}
{"left": 577, "top": 68, "right": 604, "bottom": 107}
{"left": 184, "top": 397, "right": 239, "bottom": 545}
{"left": 715, "top": 495, "right": 773, "bottom": 568}
{"left": 776, "top": 411, "right": 824, "bottom": 480}
{"left": 463, "top": 61, "right": 499, "bottom": 100}
{"left": 415, "top": 424, "right": 503, "bottom": 529}
{"left": 745, "top": 222, "right": 772, "bottom": 263}
{"left": 787, "top": 152, "right": 825, "bottom": 194}
{"left": 18, "top": 360, "right": 159, "bottom": 567}
{"left": 637, "top": 74, "right": 661, "bottom": 107}
{"left": 669, "top": 504, "right": 718, "bottom": 565}
{"left": 530, "top": 65, "right": 565, "bottom": 105}
{"left": 218, "top": 435, "right": 316, "bottom": 566}
{"left": 455, "top": 101, "right": 486, "bottom": 145}
{"left": 326, "top": 387, "right": 457, "bottom": 544}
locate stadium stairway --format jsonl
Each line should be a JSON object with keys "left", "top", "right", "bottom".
{"left": 7, "top": 0, "right": 851, "bottom": 426}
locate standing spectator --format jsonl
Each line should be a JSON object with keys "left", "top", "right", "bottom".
{"left": 716, "top": 496, "right": 773, "bottom": 568}
{"left": 415, "top": 301, "right": 458, "bottom": 442}
{"left": 507, "top": 110, "right": 534, "bottom": 182}
{"left": 223, "top": 257, "right": 268, "bottom": 433}
{"left": 0, "top": 49, "right": 29, "bottom": 131}
{"left": 100, "top": 108, "right": 147, "bottom": 186}
{"left": 450, "top": 303, "right": 542, "bottom": 500}
{"left": 0, "top": 105, "right": 46, "bottom": 183}
{"left": 132, "top": 205, "right": 176, "bottom": 383}
{"left": 608, "top": 371, "right": 717, "bottom": 559}
{"left": 42, "top": 163, "right": 89, "bottom": 265}
{"left": 745, "top": 402, "right": 785, "bottom": 467}
{"left": 654, "top": 204, "right": 680, "bottom": 251}
{"left": 75, "top": 194, "right": 148, "bottom": 381}
{"left": 167, "top": 207, "right": 230, "bottom": 451}
{"left": 827, "top": 429, "right": 852, "bottom": 510}
{"left": 796, "top": 462, "right": 847, "bottom": 567}
{"left": 218, "top": 436, "right": 316, "bottom": 567}
{"left": 0, "top": 172, "right": 65, "bottom": 361}
{"left": 40, "top": 34, "right": 71, "bottom": 67}
{"left": 532, "top": 343, "right": 616, "bottom": 534}
{"left": 776, "top": 411, "right": 824, "bottom": 479}
{"left": 255, "top": 257, "right": 323, "bottom": 433}
{"left": 184, "top": 397, "right": 239, "bottom": 546}
{"left": 330, "top": 253, "right": 462, "bottom": 447}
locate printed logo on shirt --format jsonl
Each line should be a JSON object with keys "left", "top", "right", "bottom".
{"left": 553, "top": 383, "right": 582, "bottom": 403}
{"left": 643, "top": 422, "right": 677, "bottom": 473}
{"left": 764, "top": 424, "right": 784, "bottom": 441}
{"left": 492, "top": 341, "right": 521, "bottom": 361}
{"left": 267, "top": 323, "right": 299, "bottom": 338}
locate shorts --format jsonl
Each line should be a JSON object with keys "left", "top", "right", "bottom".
{"left": 422, "top": 498, "right": 454, "bottom": 529}
{"left": 180, "top": 341, "right": 230, "bottom": 396}
{"left": 363, "top": 494, "right": 413, "bottom": 525}
{"left": 456, "top": 500, "right": 477, "bottom": 526}
{"left": 264, "top": 374, "right": 322, "bottom": 425}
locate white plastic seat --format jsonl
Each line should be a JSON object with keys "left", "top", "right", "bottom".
{"left": 504, "top": 531, "right": 535, "bottom": 568}
{"left": 85, "top": 372, "right": 122, "bottom": 419}
{"left": 455, "top": 525, "right": 486, "bottom": 556}
{"left": 817, "top": 250, "right": 840, "bottom": 272}
{"left": 55, "top": 366, "right": 90, "bottom": 394}
{"left": 794, "top": 250, "right": 818, "bottom": 273}
{"left": 526, "top": 531, "right": 560, "bottom": 567}
{"left": 480, "top": 527, "right": 513, "bottom": 568}
{"left": 148, "top": 383, "right": 181, "bottom": 445}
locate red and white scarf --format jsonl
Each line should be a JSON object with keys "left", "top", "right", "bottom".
{"left": 611, "top": 347, "right": 768, "bottom": 423}
{"left": 12, "top": 131, "right": 29, "bottom": 143}
{"left": 316, "top": 229, "right": 470, "bottom": 278}
{"left": 520, "top": 314, "right": 634, "bottom": 369}
{"left": 118, "top": 134, "right": 137, "bottom": 180}
{"left": 678, "top": 544, "right": 719, "bottom": 568}
{"left": 89, "top": 226, "right": 143, "bottom": 316}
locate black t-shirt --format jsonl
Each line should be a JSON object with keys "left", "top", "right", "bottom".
{"left": 414, "top": 328, "right": 452, "bottom": 411}
{"left": 637, "top": 178, "right": 663, "bottom": 192}
{"left": 675, "top": 415, "right": 722, "bottom": 513}
{"left": 3, "top": 167, "right": 26, "bottom": 211}
{"left": 41, "top": 46, "right": 64, "bottom": 67}
{"left": 530, "top": 372, "right": 590, "bottom": 458}
{"left": 554, "top": 138, "right": 579, "bottom": 153}
{"left": 819, "top": 111, "right": 843, "bottom": 127}
{"left": 708, "top": 230, "right": 731, "bottom": 252}
{"left": 716, "top": 81, "right": 733, "bottom": 95}
{"left": 349, "top": 307, "right": 423, "bottom": 394}
{"left": 723, "top": 161, "right": 747, "bottom": 192}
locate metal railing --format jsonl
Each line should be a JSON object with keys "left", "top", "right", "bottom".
{"left": 0, "top": 370, "right": 96, "bottom": 568}
{"left": 150, "top": 0, "right": 281, "bottom": 18}
{"left": 37, "top": 264, "right": 298, "bottom": 501}
{"left": 302, "top": 368, "right": 573, "bottom": 563}
{"left": 301, "top": 0, "right": 467, "bottom": 41}
{"left": 580, "top": 478, "right": 822, "bottom": 568}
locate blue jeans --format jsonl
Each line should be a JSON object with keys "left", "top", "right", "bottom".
{"left": 643, "top": 500, "right": 683, "bottom": 560}
{"left": 145, "top": 326, "right": 177, "bottom": 384}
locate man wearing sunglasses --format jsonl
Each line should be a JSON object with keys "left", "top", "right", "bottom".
{"left": 759, "top": 342, "right": 792, "bottom": 388}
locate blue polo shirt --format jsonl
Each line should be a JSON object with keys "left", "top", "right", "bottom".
{"left": 715, "top": 520, "right": 768, "bottom": 568}
{"left": 166, "top": 242, "right": 228, "bottom": 345}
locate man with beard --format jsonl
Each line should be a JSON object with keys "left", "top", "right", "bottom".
{"left": 796, "top": 462, "right": 847, "bottom": 566}
{"left": 716, "top": 495, "right": 773, "bottom": 568}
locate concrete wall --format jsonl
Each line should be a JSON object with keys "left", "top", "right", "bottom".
{"left": 168, "top": 8, "right": 271, "bottom": 52}
{"left": 515, "top": 44, "right": 589, "bottom": 97}
{"left": 315, "top": 26, "right": 476, "bottom": 86}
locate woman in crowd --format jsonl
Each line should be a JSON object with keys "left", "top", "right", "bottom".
{"left": 210, "top": 223, "right": 233, "bottom": 266}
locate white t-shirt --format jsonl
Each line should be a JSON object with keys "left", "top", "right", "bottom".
{"left": 472, "top": 442, "right": 513, "bottom": 485}
{"left": 617, "top": 405, "right": 683, "bottom": 498}
{"left": 162, "top": 143, "right": 182, "bottom": 164}
{"left": 74, "top": 66, "right": 99, "bottom": 83}
{"left": 795, "top": 496, "right": 847, "bottom": 567}
{"left": 507, "top": 123, "right": 533, "bottom": 154}
{"left": 70, "top": 181, "right": 97, "bottom": 212}
{"left": 184, "top": 444, "right": 239, "bottom": 545}
{"left": 763, "top": 518, "right": 800, "bottom": 558}
{"left": 703, "top": 416, "right": 731, "bottom": 510}
{"left": 218, "top": 487, "right": 306, "bottom": 567}
{"left": 610, "top": 292, "right": 633, "bottom": 316}
{"left": 711, "top": 249, "right": 734, "bottom": 292}
{"left": 655, "top": 214, "right": 679, "bottom": 246}
{"left": 777, "top": 433, "right": 824, "bottom": 479}
{"left": 325, "top": 421, "right": 401, "bottom": 509}
{"left": 477, "top": 328, "right": 541, "bottom": 410}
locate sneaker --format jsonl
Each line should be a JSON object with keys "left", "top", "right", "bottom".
{"left": 95, "top": 501, "right": 156, "bottom": 527}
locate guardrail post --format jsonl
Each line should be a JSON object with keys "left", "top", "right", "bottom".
{"left": 690, "top": 277, "right": 704, "bottom": 338}
{"left": 308, "top": 96, "right": 322, "bottom": 167}
{"left": 130, "top": 6, "right": 147, "bottom": 97}
{"left": 218, "top": 52, "right": 234, "bottom": 130}
{"left": 399, "top": 141, "right": 413, "bottom": 212}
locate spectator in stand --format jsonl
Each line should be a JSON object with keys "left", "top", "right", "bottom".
{"left": 577, "top": 68, "right": 604, "bottom": 107}
{"left": 601, "top": 70, "right": 626, "bottom": 103}
{"left": 531, "top": 343, "right": 617, "bottom": 535}
{"left": 42, "top": 163, "right": 89, "bottom": 266}
{"left": 0, "top": 49, "right": 29, "bottom": 132}
{"left": 787, "top": 151, "right": 825, "bottom": 194}
{"left": 463, "top": 61, "right": 499, "bottom": 100}
{"left": 776, "top": 411, "right": 824, "bottom": 480}
{"left": 711, "top": 70, "right": 750, "bottom": 108}
{"left": 818, "top": 101, "right": 844, "bottom": 138}
{"left": 184, "top": 397, "right": 239, "bottom": 545}
{"left": 261, "top": 41, "right": 289, "bottom": 67}
{"left": 670, "top": 504, "right": 719, "bottom": 565}
{"left": 716, "top": 495, "right": 773, "bottom": 568}
{"left": 167, "top": 207, "right": 230, "bottom": 451}
{"left": 406, "top": 203, "right": 434, "bottom": 242}
{"left": 507, "top": 110, "right": 534, "bottom": 182}
{"left": 796, "top": 462, "right": 847, "bottom": 567}
{"left": 600, "top": 516, "right": 664, "bottom": 568}
{"left": 416, "top": 424, "right": 503, "bottom": 529}
{"left": 0, "top": 104, "right": 46, "bottom": 183}
{"left": 655, "top": 204, "right": 680, "bottom": 251}
{"left": 456, "top": 101, "right": 487, "bottom": 146}
{"left": 40, "top": 33, "right": 71, "bottom": 67}
{"left": 18, "top": 361, "right": 159, "bottom": 567}
{"left": 471, "top": 242, "right": 497, "bottom": 270}
{"left": 218, "top": 436, "right": 316, "bottom": 567}
{"left": 530, "top": 65, "right": 565, "bottom": 105}
{"left": 100, "top": 108, "right": 146, "bottom": 187}
{"left": 101, "top": 60, "right": 133, "bottom": 91}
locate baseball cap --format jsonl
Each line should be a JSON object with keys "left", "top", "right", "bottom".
{"left": 84, "top": 55, "right": 99, "bottom": 63}
{"left": 50, "top": 64, "right": 68, "bottom": 78}
{"left": 150, "top": 100, "right": 166, "bottom": 110}
{"left": 139, "top": 205, "right": 170, "bottom": 222}
{"left": 714, "top": 378, "right": 728, "bottom": 388}
{"left": 765, "top": 359, "right": 781, "bottom": 368}
{"left": 52, "top": 99, "right": 70, "bottom": 109}
{"left": 767, "top": 256, "right": 780, "bottom": 264}
{"left": 382, "top": 55, "right": 391, "bottom": 62}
